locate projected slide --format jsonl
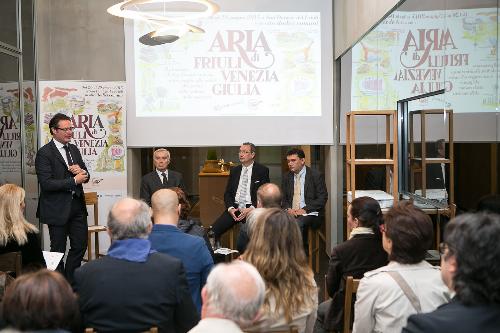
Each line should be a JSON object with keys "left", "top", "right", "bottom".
{"left": 351, "top": 8, "right": 498, "bottom": 113}
{"left": 133, "top": 12, "right": 321, "bottom": 117}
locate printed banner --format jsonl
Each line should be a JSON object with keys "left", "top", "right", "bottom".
{"left": 352, "top": 8, "right": 498, "bottom": 112}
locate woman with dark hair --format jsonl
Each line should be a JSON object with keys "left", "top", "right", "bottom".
{"left": 1, "top": 269, "right": 79, "bottom": 332}
{"left": 352, "top": 201, "right": 449, "bottom": 333}
{"left": 170, "top": 187, "right": 213, "bottom": 255}
{"left": 0, "top": 184, "right": 45, "bottom": 272}
{"left": 314, "top": 197, "right": 388, "bottom": 333}
{"left": 243, "top": 208, "right": 317, "bottom": 333}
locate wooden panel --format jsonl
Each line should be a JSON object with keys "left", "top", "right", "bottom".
{"left": 199, "top": 173, "right": 229, "bottom": 228}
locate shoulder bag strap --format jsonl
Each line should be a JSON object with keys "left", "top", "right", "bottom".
{"left": 386, "top": 271, "right": 422, "bottom": 313}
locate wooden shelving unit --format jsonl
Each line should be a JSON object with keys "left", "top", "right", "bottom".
{"left": 346, "top": 110, "right": 399, "bottom": 203}
{"left": 409, "top": 109, "right": 454, "bottom": 205}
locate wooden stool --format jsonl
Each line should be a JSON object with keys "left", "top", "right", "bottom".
{"left": 308, "top": 227, "right": 325, "bottom": 273}
{"left": 83, "top": 192, "right": 107, "bottom": 261}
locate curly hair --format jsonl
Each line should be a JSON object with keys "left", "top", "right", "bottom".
{"left": 243, "top": 208, "right": 317, "bottom": 322}
{"left": 384, "top": 201, "right": 433, "bottom": 264}
{"left": 0, "top": 184, "right": 38, "bottom": 246}
{"left": 170, "top": 187, "right": 191, "bottom": 220}
{"left": 444, "top": 213, "right": 500, "bottom": 305}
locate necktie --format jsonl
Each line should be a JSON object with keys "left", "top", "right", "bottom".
{"left": 292, "top": 173, "right": 301, "bottom": 209}
{"left": 63, "top": 145, "right": 74, "bottom": 165}
{"left": 238, "top": 167, "right": 249, "bottom": 209}
{"left": 161, "top": 172, "right": 167, "bottom": 186}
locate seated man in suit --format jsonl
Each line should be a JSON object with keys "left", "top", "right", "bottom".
{"left": 188, "top": 261, "right": 265, "bottom": 333}
{"left": 282, "top": 148, "right": 328, "bottom": 242}
{"left": 149, "top": 189, "right": 214, "bottom": 313}
{"left": 74, "top": 197, "right": 199, "bottom": 333}
{"left": 236, "top": 183, "right": 282, "bottom": 254}
{"left": 211, "top": 142, "right": 270, "bottom": 242}
{"left": 140, "top": 148, "right": 185, "bottom": 206}
{"left": 403, "top": 212, "right": 500, "bottom": 333}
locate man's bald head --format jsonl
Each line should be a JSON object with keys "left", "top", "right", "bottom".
{"left": 257, "top": 183, "right": 282, "bottom": 208}
{"left": 107, "top": 197, "right": 152, "bottom": 240}
{"left": 151, "top": 189, "right": 180, "bottom": 225}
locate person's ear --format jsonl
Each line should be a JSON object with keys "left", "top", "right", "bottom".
{"left": 177, "top": 204, "right": 181, "bottom": 216}
{"left": 201, "top": 286, "right": 208, "bottom": 303}
{"left": 353, "top": 217, "right": 359, "bottom": 227}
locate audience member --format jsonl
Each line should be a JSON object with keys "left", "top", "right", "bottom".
{"left": 211, "top": 142, "right": 270, "bottom": 242}
{"left": 170, "top": 187, "right": 213, "bottom": 256}
{"left": 314, "top": 197, "right": 388, "bottom": 333}
{"left": 282, "top": 148, "right": 328, "bottom": 246}
{"left": 1, "top": 269, "right": 79, "bottom": 332}
{"left": 243, "top": 208, "right": 318, "bottom": 333}
{"left": 0, "top": 184, "right": 45, "bottom": 272}
{"left": 476, "top": 194, "right": 500, "bottom": 215}
{"left": 403, "top": 213, "right": 500, "bottom": 332}
{"left": 236, "top": 183, "right": 282, "bottom": 253}
{"left": 188, "top": 261, "right": 265, "bottom": 333}
{"left": 74, "top": 197, "right": 198, "bottom": 332}
{"left": 149, "top": 189, "right": 214, "bottom": 313}
{"left": 140, "top": 148, "right": 185, "bottom": 206}
{"left": 352, "top": 201, "right": 449, "bottom": 333}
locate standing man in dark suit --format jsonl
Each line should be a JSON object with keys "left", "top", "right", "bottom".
{"left": 35, "top": 113, "right": 89, "bottom": 283}
{"left": 140, "top": 148, "right": 185, "bottom": 206}
{"left": 282, "top": 148, "right": 328, "bottom": 237}
{"left": 211, "top": 142, "right": 270, "bottom": 241}
{"left": 403, "top": 212, "right": 500, "bottom": 333}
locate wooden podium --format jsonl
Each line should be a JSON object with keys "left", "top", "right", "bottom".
{"left": 198, "top": 172, "right": 230, "bottom": 228}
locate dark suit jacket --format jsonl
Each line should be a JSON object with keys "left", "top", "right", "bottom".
{"left": 403, "top": 298, "right": 500, "bottom": 333}
{"left": 74, "top": 252, "right": 199, "bottom": 333}
{"left": 140, "top": 170, "right": 185, "bottom": 206}
{"left": 35, "top": 140, "right": 89, "bottom": 225}
{"left": 282, "top": 166, "right": 328, "bottom": 215}
{"left": 223, "top": 162, "right": 270, "bottom": 208}
{"left": 0, "top": 231, "right": 46, "bottom": 271}
{"left": 324, "top": 233, "right": 388, "bottom": 331}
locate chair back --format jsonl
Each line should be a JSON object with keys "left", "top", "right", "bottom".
{"left": 343, "top": 276, "right": 360, "bottom": 333}
{"left": 0, "top": 251, "right": 22, "bottom": 277}
{"left": 84, "top": 192, "right": 99, "bottom": 226}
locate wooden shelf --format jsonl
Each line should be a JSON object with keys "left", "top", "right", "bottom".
{"left": 347, "top": 159, "right": 395, "bottom": 165}
{"left": 410, "top": 158, "right": 451, "bottom": 164}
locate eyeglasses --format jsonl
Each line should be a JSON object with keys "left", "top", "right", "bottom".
{"left": 56, "top": 127, "right": 75, "bottom": 132}
{"left": 239, "top": 150, "right": 251, "bottom": 154}
{"left": 379, "top": 224, "right": 386, "bottom": 234}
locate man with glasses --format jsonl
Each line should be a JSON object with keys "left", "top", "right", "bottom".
{"left": 403, "top": 212, "right": 500, "bottom": 333}
{"left": 211, "top": 142, "right": 269, "bottom": 244}
{"left": 36, "top": 113, "right": 89, "bottom": 283}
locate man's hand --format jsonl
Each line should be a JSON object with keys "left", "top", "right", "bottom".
{"left": 237, "top": 207, "right": 254, "bottom": 221}
{"left": 74, "top": 171, "right": 89, "bottom": 184}
{"left": 229, "top": 208, "right": 239, "bottom": 221}
{"left": 68, "top": 164, "right": 84, "bottom": 175}
{"left": 286, "top": 208, "right": 297, "bottom": 216}
{"left": 294, "top": 208, "right": 306, "bottom": 216}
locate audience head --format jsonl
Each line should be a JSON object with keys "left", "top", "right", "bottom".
{"left": 151, "top": 189, "right": 180, "bottom": 225}
{"left": 244, "top": 208, "right": 316, "bottom": 321}
{"left": 202, "top": 261, "right": 265, "bottom": 327}
{"left": 1, "top": 269, "right": 79, "bottom": 331}
{"left": 153, "top": 148, "right": 171, "bottom": 172}
{"left": 170, "top": 187, "right": 191, "bottom": 220}
{"left": 245, "top": 208, "right": 266, "bottom": 239}
{"left": 107, "top": 197, "right": 152, "bottom": 240}
{"left": 441, "top": 213, "right": 500, "bottom": 305}
{"left": 347, "top": 196, "right": 383, "bottom": 234}
{"left": 0, "top": 183, "right": 38, "bottom": 246}
{"left": 476, "top": 194, "right": 500, "bottom": 215}
{"left": 382, "top": 201, "right": 433, "bottom": 264}
{"left": 286, "top": 148, "right": 306, "bottom": 174}
{"left": 256, "top": 183, "right": 282, "bottom": 208}
{"left": 239, "top": 142, "right": 256, "bottom": 166}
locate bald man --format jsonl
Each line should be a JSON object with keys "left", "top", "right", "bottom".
{"left": 149, "top": 189, "right": 214, "bottom": 313}
{"left": 236, "top": 183, "right": 282, "bottom": 253}
{"left": 74, "top": 197, "right": 198, "bottom": 332}
{"left": 188, "top": 261, "right": 265, "bottom": 333}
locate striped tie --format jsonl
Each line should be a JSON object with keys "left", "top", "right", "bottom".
{"left": 292, "top": 173, "right": 301, "bottom": 209}
{"left": 238, "top": 167, "right": 249, "bottom": 209}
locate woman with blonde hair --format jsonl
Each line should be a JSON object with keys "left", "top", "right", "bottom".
{"left": 243, "top": 208, "right": 318, "bottom": 333}
{"left": 0, "top": 184, "right": 45, "bottom": 271}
